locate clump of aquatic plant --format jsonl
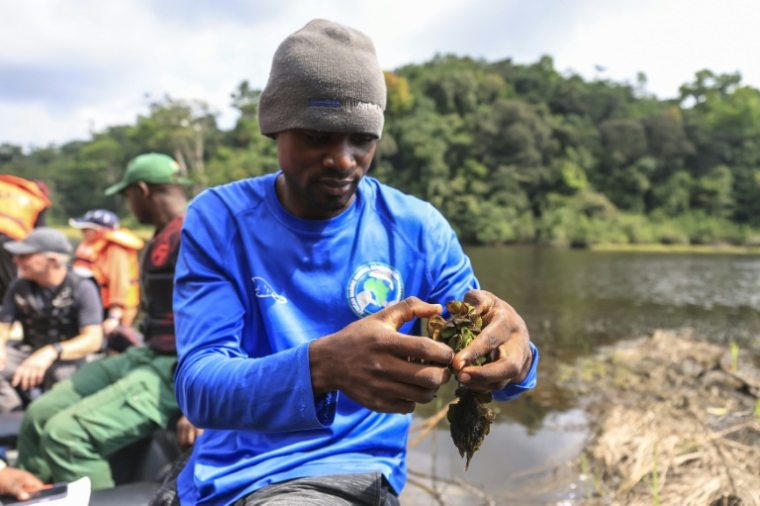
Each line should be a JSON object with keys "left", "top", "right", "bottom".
{"left": 427, "top": 300, "right": 494, "bottom": 470}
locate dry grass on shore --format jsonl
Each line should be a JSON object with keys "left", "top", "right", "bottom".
{"left": 562, "top": 330, "right": 760, "bottom": 505}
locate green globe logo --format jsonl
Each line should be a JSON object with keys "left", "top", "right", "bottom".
{"left": 363, "top": 277, "right": 391, "bottom": 306}
{"left": 347, "top": 263, "right": 404, "bottom": 317}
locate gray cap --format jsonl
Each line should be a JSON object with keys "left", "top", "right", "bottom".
{"left": 3, "top": 227, "right": 73, "bottom": 256}
{"left": 258, "top": 19, "right": 387, "bottom": 138}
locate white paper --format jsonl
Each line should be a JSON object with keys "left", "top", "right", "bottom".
{"left": 57, "top": 477, "right": 90, "bottom": 505}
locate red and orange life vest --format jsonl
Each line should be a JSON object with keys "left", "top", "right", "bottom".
{"left": 0, "top": 175, "right": 51, "bottom": 240}
{"left": 73, "top": 228, "right": 144, "bottom": 321}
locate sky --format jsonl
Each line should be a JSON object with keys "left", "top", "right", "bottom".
{"left": 0, "top": 0, "right": 757, "bottom": 148}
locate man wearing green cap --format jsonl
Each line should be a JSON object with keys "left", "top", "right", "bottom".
{"left": 16, "top": 153, "right": 203, "bottom": 490}
{"left": 103, "top": 153, "right": 192, "bottom": 197}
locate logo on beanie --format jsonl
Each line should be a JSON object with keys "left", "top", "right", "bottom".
{"left": 357, "top": 101, "right": 383, "bottom": 111}
{"left": 309, "top": 99, "right": 341, "bottom": 108}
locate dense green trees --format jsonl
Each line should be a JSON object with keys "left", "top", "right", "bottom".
{"left": 3, "top": 55, "right": 760, "bottom": 246}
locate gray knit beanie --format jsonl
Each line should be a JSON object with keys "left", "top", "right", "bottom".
{"left": 258, "top": 19, "right": 387, "bottom": 138}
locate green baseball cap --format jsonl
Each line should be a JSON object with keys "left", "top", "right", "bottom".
{"left": 104, "top": 153, "right": 191, "bottom": 195}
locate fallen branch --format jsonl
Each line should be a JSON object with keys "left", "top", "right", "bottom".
{"left": 408, "top": 469, "right": 496, "bottom": 506}
{"left": 408, "top": 402, "right": 453, "bottom": 448}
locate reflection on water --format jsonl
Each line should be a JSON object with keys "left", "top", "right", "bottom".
{"left": 409, "top": 247, "right": 760, "bottom": 503}
{"left": 403, "top": 410, "right": 587, "bottom": 505}
{"left": 468, "top": 247, "right": 760, "bottom": 353}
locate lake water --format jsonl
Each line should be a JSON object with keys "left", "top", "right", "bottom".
{"left": 403, "top": 247, "right": 760, "bottom": 504}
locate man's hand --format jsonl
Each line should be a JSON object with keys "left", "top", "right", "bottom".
{"left": 0, "top": 345, "right": 6, "bottom": 371}
{"left": 12, "top": 346, "right": 56, "bottom": 391}
{"left": 451, "top": 289, "right": 533, "bottom": 392}
{"left": 103, "top": 317, "right": 120, "bottom": 336}
{"left": 0, "top": 466, "right": 45, "bottom": 500}
{"left": 176, "top": 415, "right": 204, "bottom": 450}
{"left": 309, "top": 296, "right": 454, "bottom": 414}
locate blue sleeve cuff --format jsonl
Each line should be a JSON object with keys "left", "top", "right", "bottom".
{"left": 493, "top": 342, "right": 539, "bottom": 402}
{"left": 304, "top": 342, "right": 337, "bottom": 427}
{"left": 314, "top": 391, "right": 337, "bottom": 426}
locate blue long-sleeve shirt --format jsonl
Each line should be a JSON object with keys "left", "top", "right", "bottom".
{"left": 174, "top": 173, "right": 539, "bottom": 505}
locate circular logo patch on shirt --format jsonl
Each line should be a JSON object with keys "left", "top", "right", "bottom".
{"left": 347, "top": 263, "right": 404, "bottom": 317}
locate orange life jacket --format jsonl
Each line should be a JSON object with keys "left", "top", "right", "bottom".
{"left": 0, "top": 175, "right": 51, "bottom": 240}
{"left": 73, "top": 228, "right": 144, "bottom": 312}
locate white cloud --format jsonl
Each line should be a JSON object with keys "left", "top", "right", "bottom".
{"left": 546, "top": 0, "right": 757, "bottom": 99}
{"left": 0, "top": 0, "right": 758, "bottom": 146}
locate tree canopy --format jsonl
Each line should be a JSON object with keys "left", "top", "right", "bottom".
{"left": 4, "top": 56, "right": 760, "bottom": 246}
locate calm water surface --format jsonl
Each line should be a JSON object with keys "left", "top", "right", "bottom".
{"left": 404, "top": 247, "right": 760, "bottom": 504}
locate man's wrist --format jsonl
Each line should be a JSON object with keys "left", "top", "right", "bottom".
{"left": 515, "top": 342, "right": 534, "bottom": 384}
{"left": 51, "top": 342, "right": 63, "bottom": 361}
{"left": 107, "top": 306, "right": 124, "bottom": 321}
{"left": 308, "top": 338, "right": 336, "bottom": 396}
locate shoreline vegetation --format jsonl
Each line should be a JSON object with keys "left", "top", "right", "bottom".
{"left": 589, "top": 243, "right": 760, "bottom": 254}
{"left": 5, "top": 55, "right": 760, "bottom": 249}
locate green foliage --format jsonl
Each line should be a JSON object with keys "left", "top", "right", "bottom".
{"left": 618, "top": 214, "right": 657, "bottom": 244}
{"left": 384, "top": 71, "right": 415, "bottom": 117}
{"left": 652, "top": 220, "right": 691, "bottom": 245}
{"left": 555, "top": 152, "right": 589, "bottom": 193}
{"left": 3, "top": 55, "right": 760, "bottom": 246}
{"left": 692, "top": 165, "right": 734, "bottom": 217}
{"left": 651, "top": 171, "right": 692, "bottom": 215}
{"left": 535, "top": 192, "right": 623, "bottom": 247}
{"left": 674, "top": 212, "right": 745, "bottom": 245}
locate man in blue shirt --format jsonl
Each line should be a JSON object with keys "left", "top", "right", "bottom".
{"left": 156, "top": 18, "right": 539, "bottom": 506}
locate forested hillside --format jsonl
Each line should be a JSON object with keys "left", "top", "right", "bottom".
{"left": 3, "top": 55, "right": 759, "bottom": 246}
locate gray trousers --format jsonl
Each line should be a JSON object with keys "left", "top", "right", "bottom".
{"left": 151, "top": 450, "right": 400, "bottom": 506}
{"left": 0, "top": 341, "right": 82, "bottom": 412}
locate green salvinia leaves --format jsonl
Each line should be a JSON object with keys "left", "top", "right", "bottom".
{"left": 426, "top": 300, "right": 494, "bottom": 470}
